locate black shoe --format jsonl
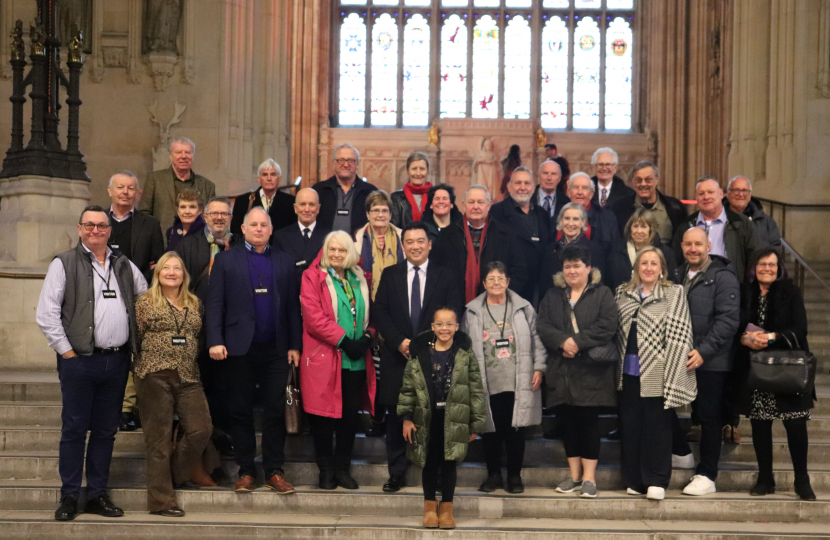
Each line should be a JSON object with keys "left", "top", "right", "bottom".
{"left": 319, "top": 469, "right": 336, "bottom": 490}
{"left": 334, "top": 470, "right": 359, "bottom": 490}
{"left": 606, "top": 428, "right": 621, "bottom": 441}
{"left": 366, "top": 420, "right": 386, "bottom": 437}
{"left": 750, "top": 474, "right": 775, "bottom": 496}
{"left": 383, "top": 476, "right": 405, "bottom": 492}
{"left": 119, "top": 412, "right": 138, "bottom": 432}
{"left": 795, "top": 474, "right": 816, "bottom": 501}
{"left": 478, "top": 473, "right": 503, "bottom": 493}
{"left": 55, "top": 495, "right": 78, "bottom": 521}
{"left": 150, "top": 506, "right": 185, "bottom": 517}
{"left": 84, "top": 494, "right": 124, "bottom": 517}
{"left": 506, "top": 475, "right": 524, "bottom": 494}
{"left": 174, "top": 480, "right": 201, "bottom": 490}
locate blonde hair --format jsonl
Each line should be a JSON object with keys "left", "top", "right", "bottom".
{"left": 625, "top": 246, "right": 672, "bottom": 291}
{"left": 320, "top": 231, "right": 360, "bottom": 270}
{"left": 143, "top": 252, "right": 201, "bottom": 311}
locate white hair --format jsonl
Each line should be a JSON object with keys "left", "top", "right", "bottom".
{"left": 567, "top": 172, "right": 595, "bottom": 192}
{"left": 108, "top": 170, "right": 139, "bottom": 189}
{"left": 557, "top": 202, "right": 589, "bottom": 232}
{"left": 169, "top": 137, "right": 196, "bottom": 154}
{"left": 465, "top": 184, "right": 491, "bottom": 203}
{"left": 257, "top": 158, "right": 282, "bottom": 177}
{"left": 591, "top": 147, "right": 618, "bottom": 165}
{"left": 332, "top": 143, "right": 360, "bottom": 162}
{"left": 727, "top": 175, "right": 753, "bottom": 191}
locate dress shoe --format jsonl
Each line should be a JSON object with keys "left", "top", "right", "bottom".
{"left": 722, "top": 425, "right": 742, "bottom": 444}
{"left": 478, "top": 472, "right": 503, "bottom": 492}
{"left": 366, "top": 419, "right": 386, "bottom": 437}
{"left": 54, "top": 495, "right": 78, "bottom": 521}
{"left": 423, "top": 500, "right": 439, "bottom": 528}
{"left": 606, "top": 428, "right": 621, "bottom": 441}
{"left": 119, "top": 411, "right": 138, "bottom": 432}
{"left": 334, "top": 469, "right": 359, "bottom": 490}
{"left": 174, "top": 480, "right": 201, "bottom": 490}
{"left": 750, "top": 474, "right": 775, "bottom": 496}
{"left": 795, "top": 474, "right": 816, "bottom": 501}
{"left": 234, "top": 475, "right": 257, "bottom": 493}
{"left": 150, "top": 506, "right": 185, "bottom": 517}
{"left": 438, "top": 501, "right": 455, "bottom": 529}
{"left": 265, "top": 473, "right": 296, "bottom": 495}
{"left": 319, "top": 470, "right": 336, "bottom": 490}
{"left": 506, "top": 475, "right": 524, "bottom": 494}
{"left": 383, "top": 476, "right": 406, "bottom": 492}
{"left": 84, "top": 494, "right": 124, "bottom": 517}
{"left": 190, "top": 461, "right": 218, "bottom": 487}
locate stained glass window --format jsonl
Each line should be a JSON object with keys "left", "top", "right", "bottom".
{"left": 440, "top": 15, "right": 468, "bottom": 118}
{"left": 573, "top": 16, "right": 600, "bottom": 129}
{"left": 506, "top": 0, "right": 532, "bottom": 6}
{"left": 542, "top": 0, "right": 569, "bottom": 6}
{"left": 338, "top": 13, "right": 367, "bottom": 126}
{"left": 540, "top": 16, "right": 568, "bottom": 128}
{"left": 340, "top": 0, "right": 366, "bottom": 5}
{"left": 474, "top": 0, "right": 499, "bottom": 6}
{"left": 404, "top": 0, "right": 431, "bottom": 4}
{"left": 472, "top": 15, "right": 499, "bottom": 119}
{"left": 605, "top": 17, "right": 632, "bottom": 129}
{"left": 442, "top": 0, "right": 468, "bottom": 6}
{"left": 504, "top": 16, "right": 531, "bottom": 119}
{"left": 370, "top": 14, "right": 398, "bottom": 126}
{"left": 403, "top": 15, "right": 430, "bottom": 126}
{"left": 608, "top": 0, "right": 634, "bottom": 8}
{"left": 373, "top": 0, "right": 398, "bottom": 5}
{"left": 575, "top": 0, "right": 601, "bottom": 7}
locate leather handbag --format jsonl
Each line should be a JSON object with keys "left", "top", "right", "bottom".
{"left": 285, "top": 365, "right": 303, "bottom": 434}
{"left": 748, "top": 334, "right": 816, "bottom": 396}
{"left": 585, "top": 341, "right": 620, "bottom": 364}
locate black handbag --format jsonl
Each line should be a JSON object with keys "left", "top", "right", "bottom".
{"left": 585, "top": 341, "right": 619, "bottom": 364}
{"left": 748, "top": 334, "right": 816, "bottom": 396}
{"left": 285, "top": 365, "right": 303, "bottom": 434}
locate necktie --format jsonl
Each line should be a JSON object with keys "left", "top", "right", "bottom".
{"left": 303, "top": 228, "right": 311, "bottom": 243}
{"left": 410, "top": 266, "right": 421, "bottom": 336}
{"left": 543, "top": 195, "right": 552, "bottom": 217}
{"left": 600, "top": 188, "right": 608, "bottom": 207}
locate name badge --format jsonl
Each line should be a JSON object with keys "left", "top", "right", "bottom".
{"left": 295, "top": 260, "right": 307, "bottom": 267}
{"left": 254, "top": 287, "right": 269, "bottom": 295}
{"left": 171, "top": 336, "right": 187, "bottom": 346}
{"left": 495, "top": 339, "right": 510, "bottom": 349}
{"left": 102, "top": 290, "right": 117, "bottom": 299}
{"left": 336, "top": 209, "right": 350, "bottom": 216}
{"left": 530, "top": 236, "right": 540, "bottom": 242}
{"left": 110, "top": 244, "right": 119, "bottom": 249}
{"left": 436, "top": 401, "right": 447, "bottom": 409}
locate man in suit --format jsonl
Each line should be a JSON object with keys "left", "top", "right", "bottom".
{"left": 271, "top": 187, "right": 330, "bottom": 282}
{"left": 206, "top": 207, "right": 302, "bottom": 494}
{"left": 230, "top": 158, "right": 297, "bottom": 237}
{"left": 533, "top": 160, "right": 569, "bottom": 230}
{"left": 565, "top": 172, "right": 620, "bottom": 249}
{"left": 313, "top": 143, "right": 378, "bottom": 234}
{"left": 372, "top": 221, "right": 464, "bottom": 493}
{"left": 139, "top": 137, "right": 216, "bottom": 234}
{"left": 590, "top": 147, "right": 635, "bottom": 209}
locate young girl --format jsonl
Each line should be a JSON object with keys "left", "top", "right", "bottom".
{"left": 398, "top": 308, "right": 486, "bottom": 529}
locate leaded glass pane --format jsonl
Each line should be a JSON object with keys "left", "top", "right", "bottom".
{"left": 575, "top": 0, "right": 601, "bottom": 7}
{"left": 608, "top": 0, "right": 634, "bottom": 8}
{"left": 370, "top": 13, "right": 398, "bottom": 125}
{"left": 542, "top": 0, "right": 569, "bottom": 6}
{"left": 340, "top": 0, "right": 366, "bottom": 5}
{"left": 403, "top": 14, "right": 431, "bottom": 126}
{"left": 373, "top": 0, "right": 398, "bottom": 5}
{"left": 573, "top": 16, "right": 600, "bottom": 128}
{"left": 506, "top": 0, "right": 532, "bottom": 6}
{"left": 472, "top": 15, "right": 499, "bottom": 119}
{"left": 605, "top": 16, "right": 632, "bottom": 129}
{"left": 504, "top": 16, "right": 530, "bottom": 119}
{"left": 404, "top": 0, "right": 430, "bottom": 5}
{"left": 540, "top": 16, "right": 568, "bottom": 128}
{"left": 474, "top": 0, "right": 500, "bottom": 7}
{"left": 442, "top": 0, "right": 468, "bottom": 7}
{"left": 440, "top": 15, "right": 468, "bottom": 118}
{"left": 339, "top": 13, "right": 367, "bottom": 125}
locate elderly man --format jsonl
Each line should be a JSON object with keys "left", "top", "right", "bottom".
{"left": 723, "top": 175, "right": 781, "bottom": 248}
{"left": 565, "top": 172, "right": 620, "bottom": 248}
{"left": 206, "top": 207, "right": 302, "bottom": 495}
{"left": 490, "top": 166, "right": 551, "bottom": 302}
{"left": 230, "top": 158, "right": 297, "bottom": 237}
{"left": 590, "top": 147, "right": 634, "bottom": 208}
{"left": 36, "top": 205, "right": 148, "bottom": 521}
{"left": 611, "top": 160, "right": 687, "bottom": 244}
{"left": 534, "top": 160, "right": 570, "bottom": 228}
{"left": 139, "top": 137, "right": 216, "bottom": 235}
{"left": 271, "top": 187, "right": 331, "bottom": 280}
{"left": 672, "top": 176, "right": 763, "bottom": 283}
{"left": 313, "top": 143, "right": 378, "bottom": 234}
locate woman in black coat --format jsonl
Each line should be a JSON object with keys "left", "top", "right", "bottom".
{"left": 735, "top": 247, "right": 815, "bottom": 500}
{"left": 606, "top": 207, "right": 676, "bottom": 290}
{"left": 390, "top": 152, "right": 433, "bottom": 229}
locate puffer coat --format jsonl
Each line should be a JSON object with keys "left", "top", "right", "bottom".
{"left": 397, "top": 331, "right": 487, "bottom": 467}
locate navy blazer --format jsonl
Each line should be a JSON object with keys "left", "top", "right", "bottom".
{"left": 206, "top": 244, "right": 302, "bottom": 357}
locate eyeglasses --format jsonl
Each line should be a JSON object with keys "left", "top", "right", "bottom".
{"left": 334, "top": 158, "right": 358, "bottom": 165}
{"left": 205, "top": 212, "right": 231, "bottom": 219}
{"left": 79, "top": 222, "right": 110, "bottom": 232}
{"left": 369, "top": 208, "right": 390, "bottom": 215}
{"left": 728, "top": 188, "right": 751, "bottom": 195}
{"left": 433, "top": 323, "right": 457, "bottom": 329}
{"left": 484, "top": 277, "right": 508, "bottom": 285}
{"left": 757, "top": 262, "right": 778, "bottom": 269}
{"left": 595, "top": 162, "right": 617, "bottom": 169}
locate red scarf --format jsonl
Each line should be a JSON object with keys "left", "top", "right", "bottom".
{"left": 403, "top": 181, "right": 432, "bottom": 221}
{"left": 463, "top": 216, "right": 489, "bottom": 303}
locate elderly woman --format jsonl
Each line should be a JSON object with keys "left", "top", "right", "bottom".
{"left": 735, "top": 248, "right": 815, "bottom": 500}
{"left": 300, "top": 231, "right": 376, "bottom": 490}
{"left": 391, "top": 152, "right": 433, "bottom": 229}
{"left": 134, "top": 252, "right": 212, "bottom": 517}
{"left": 462, "top": 261, "right": 545, "bottom": 494}
{"left": 537, "top": 245, "right": 618, "bottom": 498}
{"left": 607, "top": 208, "right": 677, "bottom": 290}
{"left": 166, "top": 189, "right": 205, "bottom": 250}
{"left": 539, "top": 202, "right": 606, "bottom": 298}
{"left": 615, "top": 246, "right": 695, "bottom": 500}
{"left": 355, "top": 190, "right": 403, "bottom": 300}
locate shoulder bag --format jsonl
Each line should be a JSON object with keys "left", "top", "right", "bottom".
{"left": 748, "top": 334, "right": 816, "bottom": 396}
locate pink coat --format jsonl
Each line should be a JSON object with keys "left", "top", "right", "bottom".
{"left": 300, "top": 253, "right": 376, "bottom": 418}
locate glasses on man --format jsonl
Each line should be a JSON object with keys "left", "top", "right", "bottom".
{"left": 368, "top": 208, "right": 390, "bottom": 215}
{"left": 728, "top": 188, "right": 751, "bottom": 195}
{"left": 205, "top": 212, "right": 231, "bottom": 219}
{"left": 484, "top": 276, "right": 508, "bottom": 285}
{"left": 595, "top": 162, "right": 617, "bottom": 169}
{"left": 79, "top": 222, "right": 110, "bottom": 232}
{"left": 334, "top": 158, "right": 358, "bottom": 166}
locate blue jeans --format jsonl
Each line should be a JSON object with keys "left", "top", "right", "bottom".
{"left": 57, "top": 350, "right": 130, "bottom": 498}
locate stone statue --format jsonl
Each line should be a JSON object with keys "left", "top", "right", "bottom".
{"left": 144, "top": 0, "right": 184, "bottom": 54}
{"left": 29, "top": 21, "right": 46, "bottom": 56}
{"left": 148, "top": 100, "right": 187, "bottom": 170}
{"left": 67, "top": 25, "right": 84, "bottom": 63}
{"left": 428, "top": 122, "right": 439, "bottom": 147}
{"left": 56, "top": 0, "right": 92, "bottom": 53}
{"left": 473, "top": 138, "right": 500, "bottom": 198}
{"left": 536, "top": 127, "right": 547, "bottom": 148}
{"left": 10, "top": 20, "right": 24, "bottom": 61}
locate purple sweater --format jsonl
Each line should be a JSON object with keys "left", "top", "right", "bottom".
{"left": 247, "top": 248, "right": 276, "bottom": 344}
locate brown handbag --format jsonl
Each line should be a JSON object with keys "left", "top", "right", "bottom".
{"left": 285, "top": 365, "right": 303, "bottom": 434}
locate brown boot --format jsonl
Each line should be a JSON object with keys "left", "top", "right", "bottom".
{"left": 423, "top": 500, "right": 438, "bottom": 528}
{"left": 438, "top": 501, "right": 455, "bottom": 529}
{"left": 190, "top": 461, "right": 218, "bottom": 487}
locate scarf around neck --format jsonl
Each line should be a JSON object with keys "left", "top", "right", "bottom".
{"left": 463, "top": 216, "right": 489, "bottom": 303}
{"left": 403, "top": 181, "right": 433, "bottom": 221}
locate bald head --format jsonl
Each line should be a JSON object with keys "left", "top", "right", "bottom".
{"left": 681, "top": 226, "right": 711, "bottom": 271}
{"left": 242, "top": 207, "right": 273, "bottom": 250}
{"left": 294, "top": 187, "right": 320, "bottom": 227}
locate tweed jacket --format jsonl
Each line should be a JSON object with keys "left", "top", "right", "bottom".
{"left": 138, "top": 166, "right": 216, "bottom": 235}
{"left": 614, "top": 282, "right": 696, "bottom": 408}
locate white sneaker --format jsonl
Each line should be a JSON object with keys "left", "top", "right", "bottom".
{"left": 626, "top": 488, "right": 644, "bottom": 495}
{"left": 672, "top": 453, "right": 695, "bottom": 469}
{"left": 646, "top": 486, "right": 665, "bottom": 500}
{"left": 682, "top": 474, "right": 717, "bottom": 496}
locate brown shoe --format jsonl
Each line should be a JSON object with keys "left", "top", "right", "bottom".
{"left": 438, "top": 501, "right": 455, "bottom": 529}
{"left": 723, "top": 425, "right": 742, "bottom": 444}
{"left": 190, "top": 462, "right": 218, "bottom": 487}
{"left": 423, "top": 500, "right": 439, "bottom": 528}
{"left": 265, "top": 473, "right": 296, "bottom": 495}
{"left": 234, "top": 475, "right": 256, "bottom": 492}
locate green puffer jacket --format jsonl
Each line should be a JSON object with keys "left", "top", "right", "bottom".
{"left": 397, "top": 331, "right": 487, "bottom": 468}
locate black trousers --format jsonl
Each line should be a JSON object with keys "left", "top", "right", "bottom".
{"left": 751, "top": 417, "right": 809, "bottom": 477}
{"left": 692, "top": 370, "right": 728, "bottom": 480}
{"left": 225, "top": 341, "right": 288, "bottom": 479}
{"left": 618, "top": 375, "right": 672, "bottom": 490}
{"left": 197, "top": 349, "right": 230, "bottom": 434}
{"left": 308, "top": 368, "right": 366, "bottom": 466}
{"left": 483, "top": 392, "right": 525, "bottom": 477}
{"left": 385, "top": 405, "right": 409, "bottom": 478}
{"left": 422, "top": 409, "right": 457, "bottom": 502}
{"left": 560, "top": 404, "right": 601, "bottom": 460}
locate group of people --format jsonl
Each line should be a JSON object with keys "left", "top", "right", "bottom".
{"left": 35, "top": 137, "right": 813, "bottom": 531}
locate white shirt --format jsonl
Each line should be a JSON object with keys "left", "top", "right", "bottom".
{"left": 260, "top": 188, "right": 276, "bottom": 212}
{"left": 298, "top": 221, "right": 317, "bottom": 235}
{"left": 108, "top": 205, "right": 135, "bottom": 223}
{"left": 407, "top": 259, "right": 429, "bottom": 311}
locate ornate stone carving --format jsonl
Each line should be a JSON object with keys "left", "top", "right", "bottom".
{"left": 428, "top": 122, "right": 438, "bottom": 147}
{"left": 144, "top": 0, "right": 183, "bottom": 55}
{"left": 145, "top": 52, "right": 178, "bottom": 91}
{"left": 182, "top": 55, "right": 195, "bottom": 84}
{"left": 148, "top": 100, "right": 186, "bottom": 170}
{"left": 102, "top": 46, "right": 127, "bottom": 68}
{"left": 57, "top": 0, "right": 92, "bottom": 53}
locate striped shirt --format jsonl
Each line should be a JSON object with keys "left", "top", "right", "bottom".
{"left": 36, "top": 244, "right": 148, "bottom": 355}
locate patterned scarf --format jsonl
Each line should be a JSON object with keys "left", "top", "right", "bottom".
{"left": 463, "top": 216, "right": 489, "bottom": 303}
{"left": 403, "top": 181, "right": 433, "bottom": 221}
{"left": 327, "top": 266, "right": 358, "bottom": 331}
{"left": 206, "top": 233, "right": 231, "bottom": 274}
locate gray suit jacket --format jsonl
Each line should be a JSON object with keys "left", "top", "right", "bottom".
{"left": 138, "top": 166, "right": 216, "bottom": 234}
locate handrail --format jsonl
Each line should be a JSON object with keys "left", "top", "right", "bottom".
{"left": 780, "top": 238, "right": 830, "bottom": 296}
{"left": 753, "top": 197, "right": 830, "bottom": 241}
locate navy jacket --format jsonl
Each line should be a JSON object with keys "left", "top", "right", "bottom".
{"left": 206, "top": 244, "right": 302, "bottom": 357}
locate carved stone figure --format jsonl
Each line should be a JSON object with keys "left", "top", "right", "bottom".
{"left": 148, "top": 100, "right": 186, "bottom": 170}
{"left": 536, "top": 127, "right": 547, "bottom": 148}
{"left": 11, "top": 20, "right": 25, "bottom": 61}
{"left": 428, "top": 122, "right": 439, "bottom": 147}
{"left": 473, "top": 138, "right": 500, "bottom": 198}
{"left": 56, "top": 0, "right": 92, "bottom": 53}
{"left": 144, "top": 0, "right": 183, "bottom": 54}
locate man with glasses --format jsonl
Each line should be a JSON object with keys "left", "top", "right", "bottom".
{"left": 36, "top": 205, "right": 148, "bottom": 522}
{"left": 723, "top": 175, "right": 781, "bottom": 248}
{"left": 313, "top": 143, "right": 378, "bottom": 234}
{"left": 590, "top": 147, "right": 634, "bottom": 209}
{"left": 230, "top": 158, "right": 297, "bottom": 238}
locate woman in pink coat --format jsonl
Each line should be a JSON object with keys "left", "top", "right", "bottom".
{"left": 301, "top": 230, "right": 377, "bottom": 490}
